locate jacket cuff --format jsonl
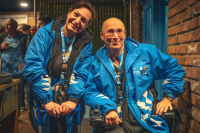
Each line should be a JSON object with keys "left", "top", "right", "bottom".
{"left": 68, "top": 97, "right": 79, "bottom": 103}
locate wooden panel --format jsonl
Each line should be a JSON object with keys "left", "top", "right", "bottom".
{"left": 0, "top": 91, "right": 2, "bottom": 117}
{"left": 0, "top": 79, "right": 20, "bottom": 92}
{"left": 3, "top": 86, "right": 16, "bottom": 114}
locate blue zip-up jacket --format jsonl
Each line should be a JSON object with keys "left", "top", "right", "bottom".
{"left": 23, "top": 19, "right": 93, "bottom": 133}
{"left": 84, "top": 37, "right": 185, "bottom": 133}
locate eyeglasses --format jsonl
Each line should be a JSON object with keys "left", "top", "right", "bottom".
{"left": 103, "top": 30, "right": 124, "bottom": 38}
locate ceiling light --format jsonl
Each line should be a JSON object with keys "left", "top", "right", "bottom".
{"left": 21, "top": 3, "right": 28, "bottom": 7}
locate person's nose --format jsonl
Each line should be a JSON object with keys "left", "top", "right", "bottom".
{"left": 74, "top": 17, "right": 81, "bottom": 26}
{"left": 112, "top": 32, "right": 119, "bottom": 39}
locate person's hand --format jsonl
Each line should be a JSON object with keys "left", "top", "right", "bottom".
{"left": 105, "top": 110, "right": 122, "bottom": 125}
{"left": 18, "top": 63, "right": 24, "bottom": 70}
{"left": 44, "top": 101, "right": 63, "bottom": 118}
{"left": 1, "top": 42, "right": 9, "bottom": 49}
{"left": 60, "top": 101, "right": 77, "bottom": 116}
{"left": 156, "top": 97, "right": 173, "bottom": 115}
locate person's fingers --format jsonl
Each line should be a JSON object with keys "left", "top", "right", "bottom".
{"left": 119, "top": 119, "right": 122, "bottom": 123}
{"left": 65, "top": 106, "right": 70, "bottom": 115}
{"left": 67, "top": 107, "right": 74, "bottom": 114}
{"left": 55, "top": 108, "right": 60, "bottom": 118}
{"left": 159, "top": 106, "right": 164, "bottom": 115}
{"left": 47, "top": 109, "right": 53, "bottom": 116}
{"left": 169, "top": 104, "right": 173, "bottom": 110}
{"left": 52, "top": 108, "right": 56, "bottom": 117}
{"left": 60, "top": 105, "right": 66, "bottom": 116}
{"left": 162, "top": 105, "right": 167, "bottom": 113}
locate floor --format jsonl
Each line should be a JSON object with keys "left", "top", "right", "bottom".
{"left": 18, "top": 91, "right": 93, "bottom": 133}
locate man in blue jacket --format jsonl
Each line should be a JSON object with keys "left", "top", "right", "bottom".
{"left": 84, "top": 18, "right": 185, "bottom": 133}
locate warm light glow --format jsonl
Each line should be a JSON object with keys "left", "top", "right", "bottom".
{"left": 20, "top": 3, "right": 28, "bottom": 7}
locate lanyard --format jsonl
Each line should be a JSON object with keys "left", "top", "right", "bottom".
{"left": 60, "top": 26, "right": 76, "bottom": 84}
{"left": 61, "top": 26, "right": 76, "bottom": 63}
{"left": 108, "top": 50, "right": 124, "bottom": 85}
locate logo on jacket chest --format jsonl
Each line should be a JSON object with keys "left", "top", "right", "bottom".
{"left": 133, "top": 66, "right": 147, "bottom": 75}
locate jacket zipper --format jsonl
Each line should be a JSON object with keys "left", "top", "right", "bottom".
{"left": 125, "top": 54, "right": 158, "bottom": 133}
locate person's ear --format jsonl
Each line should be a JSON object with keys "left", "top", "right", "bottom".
{"left": 124, "top": 31, "right": 126, "bottom": 40}
{"left": 100, "top": 32, "right": 104, "bottom": 41}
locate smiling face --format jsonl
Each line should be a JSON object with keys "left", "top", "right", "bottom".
{"left": 100, "top": 18, "right": 126, "bottom": 55}
{"left": 65, "top": 7, "right": 92, "bottom": 38}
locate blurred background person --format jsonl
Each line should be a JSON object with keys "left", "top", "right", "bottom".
{"left": 38, "top": 15, "right": 52, "bottom": 29}
{"left": 0, "top": 25, "right": 5, "bottom": 35}
{"left": 30, "top": 15, "right": 52, "bottom": 36}
{"left": 0, "top": 19, "right": 27, "bottom": 117}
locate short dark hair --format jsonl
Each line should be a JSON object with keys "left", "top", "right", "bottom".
{"left": 38, "top": 15, "right": 52, "bottom": 25}
{"left": 0, "top": 25, "right": 5, "bottom": 34}
{"left": 69, "top": 0, "right": 97, "bottom": 23}
{"left": 10, "top": 19, "right": 18, "bottom": 29}
{"left": 21, "top": 24, "right": 31, "bottom": 32}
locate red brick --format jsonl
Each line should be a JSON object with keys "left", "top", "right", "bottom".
{"left": 168, "top": 15, "right": 181, "bottom": 27}
{"left": 168, "top": 26, "right": 176, "bottom": 36}
{"left": 188, "top": 44, "right": 199, "bottom": 54}
{"left": 188, "top": 18, "right": 198, "bottom": 30}
{"left": 189, "top": 0, "right": 198, "bottom": 6}
{"left": 169, "top": 0, "right": 180, "bottom": 9}
{"left": 178, "top": 56, "right": 185, "bottom": 65}
{"left": 176, "top": 23, "right": 183, "bottom": 33}
{"left": 181, "top": 8, "right": 192, "bottom": 22}
{"left": 181, "top": 89, "right": 190, "bottom": 102}
{"left": 182, "top": 21, "right": 189, "bottom": 32}
{"left": 193, "top": 3, "right": 200, "bottom": 15}
{"left": 190, "top": 106, "right": 200, "bottom": 123}
{"left": 172, "top": 97, "right": 178, "bottom": 106}
{"left": 168, "top": 37, "right": 173, "bottom": 45}
{"left": 168, "top": 6, "right": 177, "bottom": 18}
{"left": 167, "top": 46, "right": 176, "bottom": 54}
{"left": 190, "top": 119, "right": 195, "bottom": 130}
{"left": 193, "top": 57, "right": 200, "bottom": 66}
{"left": 190, "top": 81, "right": 200, "bottom": 94}
{"left": 181, "top": 113, "right": 190, "bottom": 125}
{"left": 178, "top": 34, "right": 183, "bottom": 43}
{"left": 185, "top": 56, "right": 193, "bottom": 65}
{"left": 182, "top": 32, "right": 192, "bottom": 42}
{"left": 177, "top": 0, "right": 189, "bottom": 13}
{"left": 185, "top": 68, "right": 196, "bottom": 78}
{"left": 184, "top": 79, "right": 190, "bottom": 89}
{"left": 179, "top": 122, "right": 187, "bottom": 132}
{"left": 172, "top": 36, "right": 178, "bottom": 44}
{"left": 192, "top": 29, "right": 200, "bottom": 41}
{"left": 176, "top": 45, "right": 187, "bottom": 54}
{"left": 188, "top": 129, "right": 194, "bottom": 133}
{"left": 198, "top": 17, "right": 200, "bottom": 27}
{"left": 191, "top": 93, "right": 200, "bottom": 108}
{"left": 197, "top": 70, "right": 200, "bottom": 79}
{"left": 177, "top": 98, "right": 189, "bottom": 112}
{"left": 193, "top": 120, "right": 200, "bottom": 133}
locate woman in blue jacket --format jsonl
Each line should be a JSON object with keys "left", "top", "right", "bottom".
{"left": 84, "top": 18, "right": 185, "bottom": 133}
{"left": 23, "top": 1, "right": 96, "bottom": 133}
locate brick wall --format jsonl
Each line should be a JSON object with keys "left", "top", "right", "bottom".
{"left": 131, "top": 0, "right": 143, "bottom": 42}
{"left": 0, "top": 11, "right": 40, "bottom": 26}
{"left": 168, "top": 0, "right": 200, "bottom": 132}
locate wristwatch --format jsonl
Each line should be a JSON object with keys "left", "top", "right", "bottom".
{"left": 165, "top": 96, "right": 174, "bottom": 101}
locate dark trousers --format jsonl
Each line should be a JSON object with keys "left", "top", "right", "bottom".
{"left": 94, "top": 124, "right": 125, "bottom": 133}
{"left": 12, "top": 73, "right": 24, "bottom": 117}
{"left": 49, "top": 115, "right": 77, "bottom": 133}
